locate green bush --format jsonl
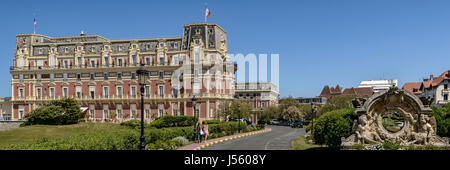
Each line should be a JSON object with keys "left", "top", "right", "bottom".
{"left": 22, "top": 98, "right": 84, "bottom": 126}
{"left": 120, "top": 120, "right": 144, "bottom": 129}
{"left": 311, "top": 108, "right": 357, "bottom": 148}
{"left": 382, "top": 141, "right": 402, "bottom": 150}
{"left": 149, "top": 115, "right": 197, "bottom": 128}
{"left": 431, "top": 103, "right": 450, "bottom": 138}
{"left": 202, "top": 120, "right": 221, "bottom": 125}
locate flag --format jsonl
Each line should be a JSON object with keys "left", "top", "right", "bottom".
{"left": 205, "top": 7, "right": 210, "bottom": 18}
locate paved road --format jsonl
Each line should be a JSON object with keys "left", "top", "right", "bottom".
{"left": 204, "top": 125, "right": 305, "bottom": 150}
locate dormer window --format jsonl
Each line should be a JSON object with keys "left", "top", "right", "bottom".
{"left": 160, "top": 42, "right": 164, "bottom": 48}
{"left": 132, "top": 44, "right": 136, "bottom": 49}
{"left": 52, "top": 48, "right": 55, "bottom": 53}
{"left": 194, "top": 39, "right": 199, "bottom": 45}
{"left": 174, "top": 42, "right": 178, "bottom": 49}
{"left": 39, "top": 48, "right": 43, "bottom": 54}
{"left": 65, "top": 47, "right": 69, "bottom": 53}
{"left": 119, "top": 45, "right": 123, "bottom": 51}
{"left": 104, "top": 45, "right": 109, "bottom": 51}
{"left": 21, "top": 49, "right": 24, "bottom": 54}
{"left": 91, "top": 46, "right": 96, "bottom": 52}
{"left": 77, "top": 46, "right": 82, "bottom": 51}
{"left": 146, "top": 43, "right": 151, "bottom": 49}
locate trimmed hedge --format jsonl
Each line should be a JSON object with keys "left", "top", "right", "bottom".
{"left": 202, "top": 120, "right": 221, "bottom": 125}
{"left": 309, "top": 108, "right": 357, "bottom": 148}
{"left": 149, "top": 115, "right": 197, "bottom": 128}
{"left": 1, "top": 122, "right": 260, "bottom": 150}
{"left": 22, "top": 98, "right": 84, "bottom": 126}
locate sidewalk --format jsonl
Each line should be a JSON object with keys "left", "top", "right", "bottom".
{"left": 177, "top": 128, "right": 272, "bottom": 150}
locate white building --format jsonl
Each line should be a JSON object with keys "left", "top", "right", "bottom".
{"left": 358, "top": 80, "right": 398, "bottom": 93}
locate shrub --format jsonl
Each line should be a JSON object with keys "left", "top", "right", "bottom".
{"left": 172, "top": 136, "right": 189, "bottom": 146}
{"left": 120, "top": 120, "right": 143, "bottom": 129}
{"left": 202, "top": 120, "right": 221, "bottom": 125}
{"left": 431, "top": 103, "right": 450, "bottom": 138}
{"left": 382, "top": 141, "right": 401, "bottom": 150}
{"left": 22, "top": 98, "right": 84, "bottom": 126}
{"left": 149, "top": 115, "right": 197, "bottom": 128}
{"left": 311, "top": 108, "right": 357, "bottom": 148}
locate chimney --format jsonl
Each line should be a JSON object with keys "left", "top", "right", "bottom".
{"left": 430, "top": 74, "right": 434, "bottom": 81}
{"left": 80, "top": 31, "right": 85, "bottom": 36}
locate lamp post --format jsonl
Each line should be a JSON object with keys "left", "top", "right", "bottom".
{"left": 310, "top": 103, "right": 315, "bottom": 138}
{"left": 137, "top": 64, "right": 149, "bottom": 150}
{"left": 238, "top": 104, "right": 241, "bottom": 133}
{"left": 192, "top": 95, "right": 198, "bottom": 142}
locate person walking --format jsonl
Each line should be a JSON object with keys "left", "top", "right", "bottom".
{"left": 203, "top": 121, "right": 209, "bottom": 143}
{"left": 197, "top": 122, "right": 203, "bottom": 143}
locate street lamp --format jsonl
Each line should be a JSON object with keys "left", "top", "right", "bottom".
{"left": 310, "top": 103, "right": 316, "bottom": 138}
{"left": 238, "top": 104, "right": 241, "bottom": 133}
{"left": 192, "top": 95, "right": 198, "bottom": 142}
{"left": 137, "top": 64, "right": 148, "bottom": 150}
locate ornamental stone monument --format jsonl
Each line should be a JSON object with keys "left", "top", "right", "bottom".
{"left": 341, "top": 87, "right": 449, "bottom": 149}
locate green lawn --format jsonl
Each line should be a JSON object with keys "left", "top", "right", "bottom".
{"left": 0, "top": 123, "right": 123, "bottom": 147}
{"left": 292, "top": 136, "right": 323, "bottom": 150}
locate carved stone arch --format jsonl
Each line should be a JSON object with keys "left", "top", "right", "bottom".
{"left": 102, "top": 81, "right": 110, "bottom": 86}
{"left": 342, "top": 87, "right": 449, "bottom": 148}
{"left": 48, "top": 82, "right": 56, "bottom": 87}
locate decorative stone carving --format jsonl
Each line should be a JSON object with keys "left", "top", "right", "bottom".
{"left": 342, "top": 87, "right": 449, "bottom": 148}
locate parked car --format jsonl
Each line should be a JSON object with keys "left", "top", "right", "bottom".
{"left": 279, "top": 120, "right": 291, "bottom": 126}
{"left": 290, "top": 120, "right": 303, "bottom": 128}
{"left": 244, "top": 119, "right": 252, "bottom": 125}
{"left": 269, "top": 119, "right": 280, "bottom": 125}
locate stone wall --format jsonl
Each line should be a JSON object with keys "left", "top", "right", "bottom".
{"left": 0, "top": 121, "right": 25, "bottom": 131}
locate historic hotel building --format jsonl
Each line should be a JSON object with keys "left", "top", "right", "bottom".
{"left": 10, "top": 23, "right": 236, "bottom": 122}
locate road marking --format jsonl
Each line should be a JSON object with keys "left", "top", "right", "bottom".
{"left": 215, "top": 141, "right": 218, "bottom": 144}
{"left": 196, "top": 147, "right": 200, "bottom": 150}
{"left": 220, "top": 140, "right": 223, "bottom": 142}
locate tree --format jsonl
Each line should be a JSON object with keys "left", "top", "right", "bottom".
{"left": 23, "top": 98, "right": 84, "bottom": 125}
{"left": 431, "top": 103, "right": 450, "bottom": 138}
{"left": 258, "top": 106, "right": 279, "bottom": 124}
{"left": 218, "top": 100, "right": 252, "bottom": 120}
{"left": 317, "top": 95, "right": 356, "bottom": 117}
{"left": 281, "top": 106, "right": 304, "bottom": 122}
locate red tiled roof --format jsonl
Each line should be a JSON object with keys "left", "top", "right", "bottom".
{"left": 342, "top": 87, "right": 373, "bottom": 96}
{"left": 403, "top": 82, "right": 422, "bottom": 95}
{"left": 319, "top": 85, "right": 342, "bottom": 98}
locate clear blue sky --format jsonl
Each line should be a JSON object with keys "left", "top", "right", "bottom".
{"left": 0, "top": 0, "right": 450, "bottom": 98}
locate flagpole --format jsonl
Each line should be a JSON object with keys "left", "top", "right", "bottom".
{"left": 204, "top": 4, "right": 207, "bottom": 23}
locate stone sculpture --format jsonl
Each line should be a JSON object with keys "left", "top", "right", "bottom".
{"left": 341, "top": 87, "right": 449, "bottom": 149}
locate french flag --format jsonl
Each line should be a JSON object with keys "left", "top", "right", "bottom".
{"left": 205, "top": 7, "right": 210, "bottom": 18}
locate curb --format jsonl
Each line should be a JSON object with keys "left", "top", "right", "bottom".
{"left": 191, "top": 128, "right": 272, "bottom": 150}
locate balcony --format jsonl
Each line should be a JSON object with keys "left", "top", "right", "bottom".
{"left": 442, "top": 89, "right": 450, "bottom": 95}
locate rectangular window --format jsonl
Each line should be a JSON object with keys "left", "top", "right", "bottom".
{"left": 445, "top": 84, "right": 448, "bottom": 89}
{"left": 103, "top": 105, "right": 109, "bottom": 120}
{"left": 63, "top": 87, "right": 68, "bottom": 98}
{"left": 89, "top": 105, "right": 95, "bottom": 119}
{"left": 91, "top": 59, "right": 95, "bottom": 67}
{"left": 63, "top": 73, "right": 68, "bottom": 81}
{"left": 131, "top": 86, "right": 136, "bottom": 98}
{"left": 36, "top": 88, "right": 41, "bottom": 99}
{"left": 104, "top": 56, "right": 109, "bottom": 67}
{"left": 131, "top": 104, "right": 137, "bottom": 119}
{"left": 131, "top": 72, "right": 136, "bottom": 80}
{"left": 173, "top": 55, "right": 179, "bottom": 65}
{"left": 104, "top": 73, "right": 108, "bottom": 80}
{"left": 117, "top": 72, "right": 122, "bottom": 80}
{"left": 103, "top": 86, "right": 109, "bottom": 98}
{"left": 50, "top": 74, "right": 54, "bottom": 82}
{"left": 89, "top": 86, "right": 95, "bottom": 99}
{"left": 117, "top": 86, "right": 122, "bottom": 98}
{"left": 158, "top": 104, "right": 164, "bottom": 117}
{"left": 36, "top": 74, "right": 41, "bottom": 82}
{"left": 132, "top": 55, "right": 136, "bottom": 66}
{"left": 18, "top": 87, "right": 24, "bottom": 97}
{"left": 90, "top": 73, "right": 94, "bottom": 80}
{"left": 173, "top": 104, "right": 178, "bottom": 116}
{"left": 145, "top": 104, "right": 150, "bottom": 119}
{"left": 118, "top": 58, "right": 123, "bottom": 66}
{"left": 19, "top": 74, "right": 23, "bottom": 82}
{"left": 445, "top": 95, "right": 448, "bottom": 101}
{"left": 76, "top": 86, "right": 82, "bottom": 99}
{"left": 159, "top": 85, "right": 164, "bottom": 97}
{"left": 37, "top": 60, "right": 42, "bottom": 69}
{"left": 77, "top": 57, "right": 82, "bottom": 67}
{"left": 145, "top": 85, "right": 150, "bottom": 97}
{"left": 159, "top": 71, "right": 163, "bottom": 79}
{"left": 159, "top": 53, "right": 164, "bottom": 65}
{"left": 64, "top": 60, "right": 68, "bottom": 68}
{"left": 50, "top": 87, "right": 55, "bottom": 99}
{"left": 77, "top": 74, "right": 81, "bottom": 81}
{"left": 19, "top": 105, "right": 24, "bottom": 120}
{"left": 145, "top": 56, "right": 150, "bottom": 65}
{"left": 117, "top": 104, "right": 122, "bottom": 119}
{"left": 194, "top": 49, "right": 200, "bottom": 64}
{"left": 173, "top": 88, "right": 178, "bottom": 98}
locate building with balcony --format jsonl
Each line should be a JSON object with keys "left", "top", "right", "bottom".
{"left": 234, "top": 82, "right": 279, "bottom": 123}
{"left": 9, "top": 23, "right": 236, "bottom": 122}
{"left": 403, "top": 70, "right": 450, "bottom": 107}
